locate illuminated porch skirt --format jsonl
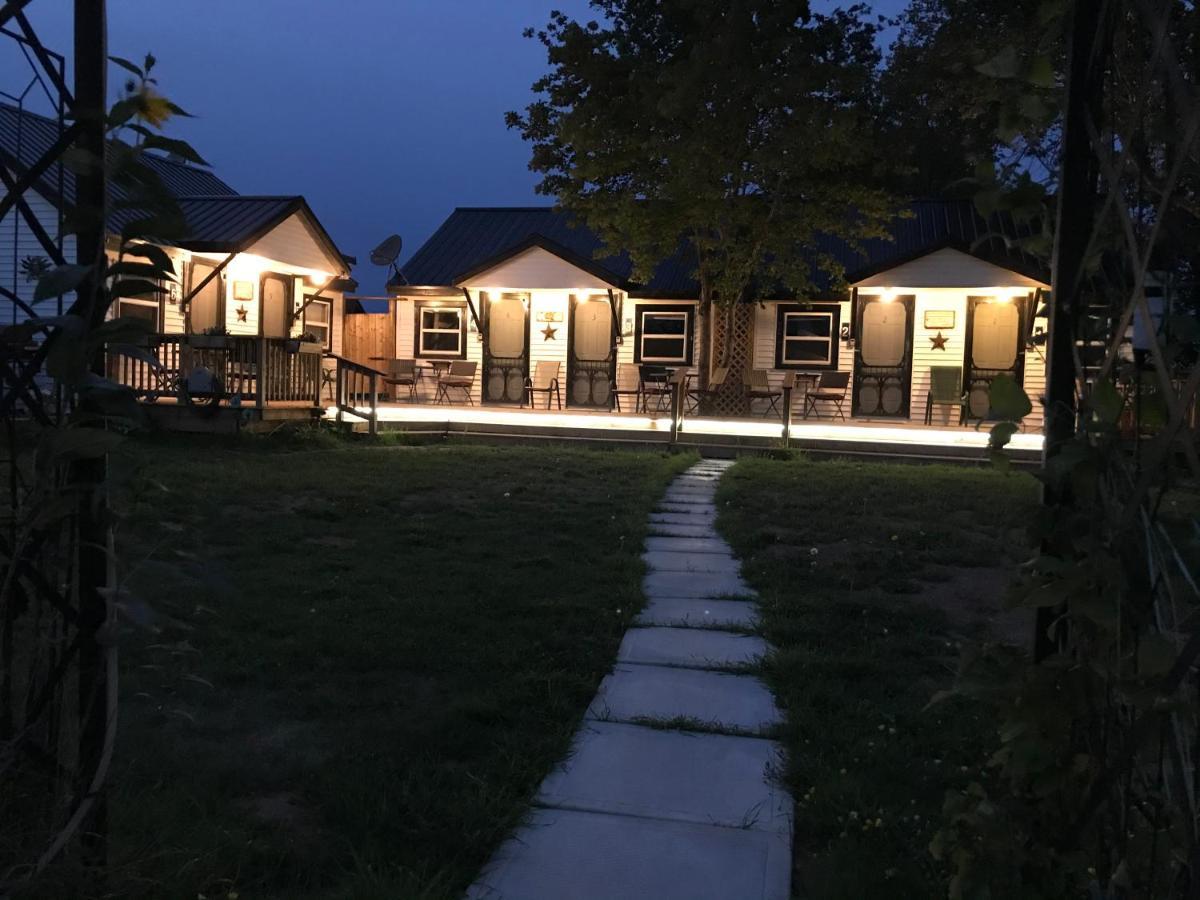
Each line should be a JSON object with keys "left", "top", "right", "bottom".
{"left": 324, "top": 405, "right": 1045, "bottom": 453}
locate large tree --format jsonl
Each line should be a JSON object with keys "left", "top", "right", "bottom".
{"left": 507, "top": 0, "right": 895, "bottom": 385}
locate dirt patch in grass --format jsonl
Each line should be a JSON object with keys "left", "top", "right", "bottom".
{"left": 916, "top": 564, "right": 1033, "bottom": 647}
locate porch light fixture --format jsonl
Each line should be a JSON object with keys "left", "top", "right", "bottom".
{"left": 879, "top": 289, "right": 896, "bottom": 303}
{"left": 307, "top": 271, "right": 332, "bottom": 285}
{"left": 233, "top": 280, "right": 254, "bottom": 301}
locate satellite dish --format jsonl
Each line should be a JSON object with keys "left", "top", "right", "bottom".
{"left": 370, "top": 234, "right": 403, "bottom": 267}
{"left": 370, "top": 234, "right": 405, "bottom": 285}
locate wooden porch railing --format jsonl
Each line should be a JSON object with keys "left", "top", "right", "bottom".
{"left": 108, "top": 334, "right": 323, "bottom": 408}
{"left": 331, "top": 353, "right": 380, "bottom": 435}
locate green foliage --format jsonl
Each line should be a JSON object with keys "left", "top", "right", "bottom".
{"left": 508, "top": 0, "right": 896, "bottom": 362}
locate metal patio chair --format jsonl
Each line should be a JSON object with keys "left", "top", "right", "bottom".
{"left": 802, "top": 371, "right": 851, "bottom": 420}
{"left": 639, "top": 364, "right": 672, "bottom": 415}
{"left": 925, "top": 365, "right": 967, "bottom": 425}
{"left": 381, "top": 358, "right": 419, "bottom": 402}
{"left": 745, "top": 369, "right": 784, "bottom": 417}
{"left": 612, "top": 363, "right": 643, "bottom": 412}
{"left": 435, "top": 360, "right": 477, "bottom": 405}
{"left": 523, "top": 360, "right": 563, "bottom": 409}
{"left": 686, "top": 366, "right": 729, "bottom": 415}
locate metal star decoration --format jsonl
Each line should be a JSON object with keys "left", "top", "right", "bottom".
{"left": 929, "top": 330, "right": 948, "bottom": 351}
{"left": 541, "top": 324, "right": 557, "bottom": 341}
{"left": 236, "top": 305, "right": 249, "bottom": 323}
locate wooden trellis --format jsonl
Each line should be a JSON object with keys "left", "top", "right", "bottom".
{"left": 707, "top": 303, "right": 755, "bottom": 416}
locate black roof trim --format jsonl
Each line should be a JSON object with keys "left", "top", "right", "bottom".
{"left": 386, "top": 284, "right": 464, "bottom": 297}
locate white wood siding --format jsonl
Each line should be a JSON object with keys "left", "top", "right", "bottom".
{"left": 246, "top": 211, "right": 344, "bottom": 275}
{"left": 752, "top": 300, "right": 853, "bottom": 416}
{"left": 0, "top": 182, "right": 75, "bottom": 326}
{"left": 463, "top": 246, "right": 617, "bottom": 292}
{"left": 526, "top": 290, "right": 571, "bottom": 385}
{"left": 617, "top": 298, "right": 702, "bottom": 387}
{"left": 854, "top": 247, "right": 1044, "bottom": 290}
{"left": 394, "top": 297, "right": 484, "bottom": 403}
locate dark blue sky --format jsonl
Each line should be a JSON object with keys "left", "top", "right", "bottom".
{"left": 2, "top": 1, "right": 905, "bottom": 295}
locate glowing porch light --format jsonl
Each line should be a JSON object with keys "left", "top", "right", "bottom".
{"left": 308, "top": 271, "right": 332, "bottom": 285}
{"left": 879, "top": 289, "right": 896, "bottom": 303}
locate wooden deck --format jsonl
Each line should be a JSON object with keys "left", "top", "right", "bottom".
{"left": 327, "top": 401, "right": 1044, "bottom": 464}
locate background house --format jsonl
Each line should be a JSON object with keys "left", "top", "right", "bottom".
{"left": 0, "top": 103, "right": 355, "bottom": 363}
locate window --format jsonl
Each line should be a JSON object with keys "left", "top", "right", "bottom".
{"left": 774, "top": 304, "right": 840, "bottom": 370}
{"left": 634, "top": 305, "right": 694, "bottom": 364}
{"left": 302, "top": 297, "right": 332, "bottom": 350}
{"left": 115, "top": 295, "right": 161, "bottom": 332}
{"left": 416, "top": 304, "right": 466, "bottom": 358}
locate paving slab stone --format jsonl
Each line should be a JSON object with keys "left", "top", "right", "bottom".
{"left": 635, "top": 597, "right": 759, "bottom": 629}
{"left": 588, "top": 664, "right": 779, "bottom": 733}
{"left": 675, "top": 475, "right": 721, "bottom": 485}
{"left": 618, "top": 626, "right": 767, "bottom": 669}
{"left": 648, "top": 522, "right": 720, "bottom": 538}
{"left": 643, "top": 549, "right": 741, "bottom": 575}
{"left": 644, "top": 571, "right": 753, "bottom": 598}
{"left": 645, "top": 535, "right": 738, "bottom": 555}
{"left": 536, "top": 721, "right": 788, "bottom": 832}
{"left": 654, "top": 503, "right": 718, "bottom": 517}
{"left": 651, "top": 515, "right": 717, "bottom": 529}
{"left": 464, "top": 807, "right": 790, "bottom": 900}
{"left": 659, "top": 493, "right": 718, "bottom": 505}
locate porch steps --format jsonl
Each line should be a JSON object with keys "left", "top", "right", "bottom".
{"left": 466, "top": 458, "right": 792, "bottom": 900}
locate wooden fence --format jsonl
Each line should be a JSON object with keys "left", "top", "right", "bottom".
{"left": 342, "top": 307, "right": 395, "bottom": 371}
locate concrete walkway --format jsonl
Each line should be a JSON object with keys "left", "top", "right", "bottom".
{"left": 466, "top": 459, "right": 791, "bottom": 900}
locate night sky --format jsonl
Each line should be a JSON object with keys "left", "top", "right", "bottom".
{"left": 1, "top": 1, "right": 905, "bottom": 295}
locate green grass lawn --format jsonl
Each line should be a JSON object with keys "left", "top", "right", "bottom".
{"left": 716, "top": 455, "right": 1039, "bottom": 899}
{"left": 69, "top": 434, "right": 692, "bottom": 900}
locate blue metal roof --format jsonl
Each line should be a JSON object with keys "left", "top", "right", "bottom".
{"left": 398, "top": 202, "right": 1047, "bottom": 298}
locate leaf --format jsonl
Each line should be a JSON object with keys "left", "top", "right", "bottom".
{"left": 107, "top": 343, "right": 163, "bottom": 370}
{"left": 1025, "top": 55, "right": 1056, "bottom": 89}
{"left": 108, "top": 259, "right": 176, "bottom": 281}
{"left": 111, "top": 278, "right": 166, "bottom": 298}
{"left": 989, "top": 421, "right": 1018, "bottom": 451}
{"left": 140, "top": 134, "right": 210, "bottom": 167}
{"left": 108, "top": 55, "right": 143, "bottom": 77}
{"left": 1090, "top": 379, "right": 1124, "bottom": 425}
{"left": 122, "top": 241, "right": 176, "bottom": 272}
{"left": 39, "top": 426, "right": 125, "bottom": 466}
{"left": 34, "top": 264, "right": 93, "bottom": 301}
{"left": 988, "top": 374, "right": 1032, "bottom": 420}
{"left": 92, "top": 314, "right": 154, "bottom": 344}
{"left": 975, "top": 45, "right": 1021, "bottom": 79}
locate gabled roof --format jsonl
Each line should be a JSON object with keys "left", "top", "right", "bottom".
{"left": 173, "top": 195, "right": 351, "bottom": 274}
{"left": 396, "top": 201, "right": 1049, "bottom": 298}
{"left": 1, "top": 103, "right": 353, "bottom": 269}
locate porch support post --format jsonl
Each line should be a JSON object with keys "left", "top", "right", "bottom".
{"left": 607, "top": 288, "right": 622, "bottom": 345}
{"left": 180, "top": 251, "right": 236, "bottom": 331}
{"left": 292, "top": 275, "right": 337, "bottom": 326}
{"left": 782, "top": 375, "right": 794, "bottom": 449}
{"left": 461, "top": 288, "right": 483, "bottom": 336}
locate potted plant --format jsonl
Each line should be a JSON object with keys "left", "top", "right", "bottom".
{"left": 188, "top": 324, "right": 230, "bottom": 350}
{"left": 288, "top": 330, "right": 323, "bottom": 353}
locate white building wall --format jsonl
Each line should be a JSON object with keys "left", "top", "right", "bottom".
{"left": 0, "top": 182, "right": 76, "bottom": 326}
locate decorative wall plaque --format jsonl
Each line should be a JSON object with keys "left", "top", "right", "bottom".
{"left": 923, "top": 310, "right": 956, "bottom": 329}
{"left": 536, "top": 310, "right": 563, "bottom": 323}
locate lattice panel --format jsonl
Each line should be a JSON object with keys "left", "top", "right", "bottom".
{"left": 708, "top": 303, "right": 754, "bottom": 416}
